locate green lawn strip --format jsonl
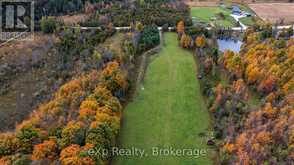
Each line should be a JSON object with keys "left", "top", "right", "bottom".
{"left": 191, "top": 7, "right": 235, "bottom": 27}
{"left": 216, "top": 16, "right": 236, "bottom": 28}
{"left": 112, "top": 33, "right": 212, "bottom": 165}
{"left": 239, "top": 17, "right": 255, "bottom": 26}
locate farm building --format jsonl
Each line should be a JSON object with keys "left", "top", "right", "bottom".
{"left": 232, "top": 6, "right": 242, "bottom": 15}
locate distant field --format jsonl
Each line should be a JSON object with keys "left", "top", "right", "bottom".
{"left": 183, "top": 1, "right": 218, "bottom": 7}
{"left": 57, "top": 14, "right": 89, "bottom": 25}
{"left": 183, "top": 0, "right": 290, "bottom": 5}
{"left": 249, "top": 3, "right": 294, "bottom": 24}
{"left": 191, "top": 7, "right": 236, "bottom": 27}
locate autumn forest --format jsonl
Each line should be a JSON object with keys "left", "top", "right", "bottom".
{"left": 0, "top": 0, "right": 293, "bottom": 165}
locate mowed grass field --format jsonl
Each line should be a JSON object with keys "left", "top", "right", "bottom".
{"left": 112, "top": 33, "right": 212, "bottom": 165}
{"left": 191, "top": 7, "right": 235, "bottom": 27}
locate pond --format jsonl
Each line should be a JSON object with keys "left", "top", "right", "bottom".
{"left": 217, "top": 39, "right": 243, "bottom": 53}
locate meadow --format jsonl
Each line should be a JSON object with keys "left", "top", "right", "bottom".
{"left": 191, "top": 7, "right": 236, "bottom": 27}
{"left": 112, "top": 33, "right": 212, "bottom": 165}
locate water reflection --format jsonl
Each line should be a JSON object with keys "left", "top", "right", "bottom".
{"left": 217, "top": 39, "right": 243, "bottom": 53}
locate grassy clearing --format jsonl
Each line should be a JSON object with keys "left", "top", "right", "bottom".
{"left": 100, "top": 33, "right": 126, "bottom": 59}
{"left": 112, "top": 33, "right": 212, "bottom": 165}
{"left": 239, "top": 17, "right": 255, "bottom": 26}
{"left": 191, "top": 7, "right": 235, "bottom": 27}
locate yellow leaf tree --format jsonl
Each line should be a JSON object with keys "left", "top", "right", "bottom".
{"left": 195, "top": 36, "right": 206, "bottom": 48}
{"left": 176, "top": 20, "right": 185, "bottom": 35}
{"left": 180, "top": 34, "right": 191, "bottom": 48}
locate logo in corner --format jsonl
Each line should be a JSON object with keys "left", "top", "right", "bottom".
{"left": 0, "top": 0, "right": 34, "bottom": 41}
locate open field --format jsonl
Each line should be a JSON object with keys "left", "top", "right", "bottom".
{"left": 249, "top": 3, "right": 294, "bottom": 24}
{"left": 191, "top": 7, "right": 236, "bottom": 27}
{"left": 112, "top": 33, "right": 212, "bottom": 165}
{"left": 239, "top": 16, "right": 255, "bottom": 26}
{"left": 183, "top": 0, "right": 218, "bottom": 7}
{"left": 233, "top": 0, "right": 290, "bottom": 2}
{"left": 0, "top": 34, "right": 56, "bottom": 131}
{"left": 57, "top": 14, "right": 89, "bottom": 25}
{"left": 183, "top": 0, "right": 291, "bottom": 6}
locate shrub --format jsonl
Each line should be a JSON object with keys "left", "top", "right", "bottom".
{"left": 0, "top": 154, "right": 31, "bottom": 165}
{"left": 59, "top": 121, "right": 86, "bottom": 149}
{"left": 89, "top": 85, "right": 122, "bottom": 113}
{"left": 16, "top": 126, "right": 40, "bottom": 153}
{"left": 60, "top": 144, "right": 95, "bottom": 165}
{"left": 0, "top": 133, "right": 19, "bottom": 156}
{"left": 138, "top": 26, "right": 160, "bottom": 53}
{"left": 216, "top": 12, "right": 225, "bottom": 20}
{"left": 86, "top": 122, "right": 118, "bottom": 162}
{"left": 180, "top": 33, "right": 192, "bottom": 48}
{"left": 101, "top": 61, "right": 128, "bottom": 95}
{"left": 40, "top": 17, "right": 57, "bottom": 33}
{"left": 79, "top": 108, "right": 97, "bottom": 120}
{"left": 80, "top": 99, "right": 100, "bottom": 112}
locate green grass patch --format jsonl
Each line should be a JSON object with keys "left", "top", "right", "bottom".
{"left": 112, "top": 33, "right": 212, "bottom": 165}
{"left": 239, "top": 17, "right": 255, "bottom": 26}
{"left": 191, "top": 7, "right": 236, "bottom": 28}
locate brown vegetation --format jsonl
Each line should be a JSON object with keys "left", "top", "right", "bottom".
{"left": 182, "top": 0, "right": 292, "bottom": 7}
{"left": 0, "top": 33, "right": 57, "bottom": 131}
{"left": 57, "top": 14, "right": 89, "bottom": 26}
{"left": 249, "top": 3, "right": 294, "bottom": 24}
{"left": 182, "top": 0, "right": 219, "bottom": 7}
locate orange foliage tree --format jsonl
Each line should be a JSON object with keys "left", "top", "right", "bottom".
{"left": 220, "top": 29, "right": 294, "bottom": 164}
{"left": 102, "top": 61, "right": 128, "bottom": 94}
{"left": 60, "top": 121, "right": 86, "bottom": 149}
{"left": 0, "top": 133, "right": 19, "bottom": 156}
{"left": 31, "top": 139, "right": 58, "bottom": 161}
{"left": 221, "top": 50, "right": 244, "bottom": 79}
{"left": 195, "top": 36, "right": 206, "bottom": 48}
{"left": 176, "top": 20, "right": 185, "bottom": 36}
{"left": 60, "top": 144, "right": 95, "bottom": 165}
